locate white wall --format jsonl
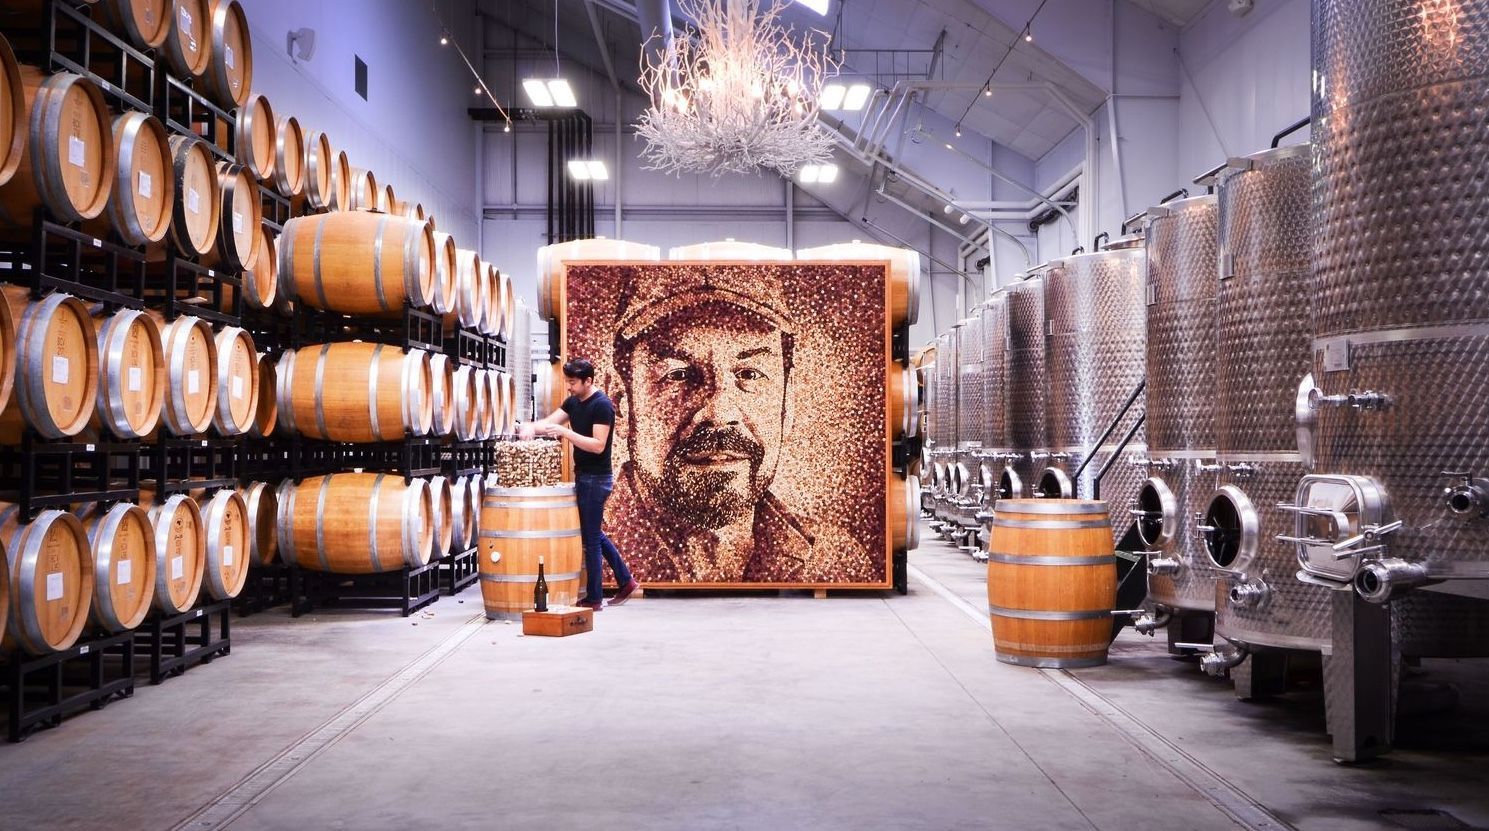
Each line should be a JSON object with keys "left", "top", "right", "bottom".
{"left": 240, "top": 0, "right": 481, "bottom": 242}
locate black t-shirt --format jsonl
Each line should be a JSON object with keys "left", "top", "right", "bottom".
{"left": 561, "top": 390, "right": 616, "bottom": 474}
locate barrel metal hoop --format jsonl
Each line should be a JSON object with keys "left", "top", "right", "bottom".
{"left": 481, "top": 500, "right": 576, "bottom": 509}
{"left": 995, "top": 654, "right": 1108, "bottom": 669}
{"left": 992, "top": 518, "right": 1112, "bottom": 530}
{"left": 993, "top": 499, "right": 1108, "bottom": 515}
{"left": 202, "top": 491, "right": 226, "bottom": 598}
{"left": 402, "top": 478, "right": 428, "bottom": 567}
{"left": 478, "top": 529, "right": 580, "bottom": 539}
{"left": 479, "top": 570, "right": 581, "bottom": 584}
{"left": 314, "top": 474, "right": 333, "bottom": 571}
{"left": 15, "top": 517, "right": 48, "bottom": 652}
{"left": 372, "top": 213, "right": 391, "bottom": 313}
{"left": 312, "top": 215, "right": 331, "bottom": 310}
{"left": 279, "top": 479, "right": 300, "bottom": 566}
{"left": 368, "top": 344, "right": 383, "bottom": 440}
{"left": 402, "top": 217, "right": 420, "bottom": 306}
{"left": 90, "top": 505, "right": 122, "bottom": 628}
{"left": 313, "top": 343, "right": 330, "bottom": 440}
{"left": 484, "top": 485, "right": 575, "bottom": 498}
{"left": 987, "top": 553, "right": 1116, "bottom": 567}
{"left": 987, "top": 604, "right": 1110, "bottom": 621}
{"left": 368, "top": 473, "right": 384, "bottom": 573}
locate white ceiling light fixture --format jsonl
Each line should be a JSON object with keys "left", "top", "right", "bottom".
{"left": 792, "top": 0, "right": 829, "bottom": 14}
{"left": 522, "top": 78, "right": 576, "bottom": 108}
{"left": 567, "top": 160, "right": 609, "bottom": 181}
{"left": 819, "top": 83, "right": 847, "bottom": 110}
{"left": 841, "top": 83, "right": 871, "bottom": 111}
{"left": 797, "top": 163, "right": 838, "bottom": 184}
{"left": 636, "top": 0, "right": 838, "bottom": 177}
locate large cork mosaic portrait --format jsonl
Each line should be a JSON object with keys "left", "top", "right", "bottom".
{"left": 563, "top": 262, "right": 891, "bottom": 588}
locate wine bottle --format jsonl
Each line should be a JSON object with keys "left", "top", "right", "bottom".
{"left": 534, "top": 555, "right": 549, "bottom": 612}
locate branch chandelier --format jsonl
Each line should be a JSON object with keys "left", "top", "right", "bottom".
{"left": 637, "top": 0, "right": 839, "bottom": 177}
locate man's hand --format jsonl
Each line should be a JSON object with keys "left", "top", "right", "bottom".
{"left": 536, "top": 423, "right": 565, "bottom": 439}
{"left": 517, "top": 421, "right": 537, "bottom": 440}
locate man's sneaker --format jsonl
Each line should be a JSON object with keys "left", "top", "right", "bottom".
{"left": 573, "top": 598, "right": 604, "bottom": 612}
{"left": 609, "top": 580, "right": 640, "bottom": 606}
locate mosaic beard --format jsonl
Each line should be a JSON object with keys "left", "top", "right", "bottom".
{"left": 647, "top": 427, "right": 768, "bottom": 529}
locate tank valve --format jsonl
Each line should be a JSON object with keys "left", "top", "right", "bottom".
{"left": 1227, "top": 581, "right": 1270, "bottom": 610}
{"left": 1441, "top": 471, "right": 1489, "bottom": 517}
{"left": 1356, "top": 558, "right": 1432, "bottom": 604}
{"left": 1225, "top": 462, "right": 1258, "bottom": 478}
{"left": 1311, "top": 388, "right": 1392, "bottom": 411}
{"left": 1200, "top": 642, "right": 1249, "bottom": 677}
{"left": 1133, "top": 608, "right": 1172, "bottom": 635}
{"left": 1148, "top": 557, "right": 1182, "bottom": 576}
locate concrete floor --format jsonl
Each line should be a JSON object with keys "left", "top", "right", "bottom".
{"left": 0, "top": 523, "right": 1486, "bottom": 830}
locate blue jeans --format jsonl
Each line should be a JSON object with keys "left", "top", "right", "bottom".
{"left": 575, "top": 472, "right": 632, "bottom": 601}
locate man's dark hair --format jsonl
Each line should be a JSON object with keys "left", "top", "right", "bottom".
{"left": 562, "top": 358, "right": 597, "bottom": 381}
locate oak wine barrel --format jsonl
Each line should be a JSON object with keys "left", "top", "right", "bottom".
{"left": 89, "top": 111, "right": 171, "bottom": 246}
{"left": 0, "top": 33, "right": 23, "bottom": 190}
{"left": 536, "top": 238, "right": 661, "bottom": 321}
{"left": 302, "top": 130, "right": 334, "bottom": 210}
{"left": 164, "top": 134, "right": 221, "bottom": 257}
{"left": 985, "top": 499, "right": 1117, "bottom": 668}
{"left": 478, "top": 485, "right": 581, "bottom": 619}
{"left": 163, "top": 0, "right": 211, "bottom": 79}
{"left": 278, "top": 472, "right": 433, "bottom": 573}
{"left": 496, "top": 270, "right": 513, "bottom": 340}
{"left": 380, "top": 182, "right": 396, "bottom": 214}
{"left": 428, "top": 475, "right": 453, "bottom": 556}
{"left": 473, "top": 368, "right": 492, "bottom": 440}
{"left": 197, "top": 487, "right": 248, "bottom": 599}
{"left": 329, "top": 149, "right": 351, "bottom": 211}
{"left": 478, "top": 263, "right": 499, "bottom": 335}
{"left": 0, "top": 67, "right": 114, "bottom": 226}
{"left": 76, "top": 501, "right": 155, "bottom": 632}
{"left": 91, "top": 306, "right": 165, "bottom": 438}
{"left": 201, "top": 0, "right": 251, "bottom": 108}
{"left": 795, "top": 242, "right": 923, "bottom": 327}
{"left": 156, "top": 313, "right": 218, "bottom": 435}
{"left": 142, "top": 491, "right": 206, "bottom": 614}
{"left": 272, "top": 115, "right": 305, "bottom": 197}
{"left": 405, "top": 201, "right": 425, "bottom": 224}
{"left": 450, "top": 247, "right": 482, "bottom": 329}
{"left": 888, "top": 363, "right": 917, "bottom": 440}
{"left": 452, "top": 363, "right": 479, "bottom": 441}
{"left": 237, "top": 223, "right": 277, "bottom": 311}
{"left": 279, "top": 210, "right": 436, "bottom": 315}
{"left": 486, "top": 369, "right": 506, "bottom": 438}
{"left": 888, "top": 474, "right": 920, "bottom": 551}
{"left": 346, "top": 166, "right": 377, "bottom": 211}
{"left": 429, "top": 352, "right": 454, "bottom": 437}
{"left": 430, "top": 230, "right": 457, "bottom": 316}
{"left": 0, "top": 278, "right": 14, "bottom": 416}
{"left": 0, "top": 504, "right": 93, "bottom": 654}
{"left": 202, "top": 161, "right": 261, "bottom": 272}
{"left": 248, "top": 351, "right": 276, "bottom": 437}
{"left": 0, "top": 288, "right": 98, "bottom": 441}
{"left": 234, "top": 93, "right": 276, "bottom": 184}
{"left": 211, "top": 325, "right": 257, "bottom": 435}
{"left": 241, "top": 480, "right": 277, "bottom": 566}
{"left": 98, "top": 0, "right": 172, "bottom": 50}
{"left": 278, "top": 342, "right": 432, "bottom": 442}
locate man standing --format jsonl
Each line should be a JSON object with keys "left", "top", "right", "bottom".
{"left": 605, "top": 267, "right": 875, "bottom": 583}
{"left": 520, "top": 358, "right": 639, "bottom": 610}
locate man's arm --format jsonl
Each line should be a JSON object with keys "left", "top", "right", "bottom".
{"left": 517, "top": 408, "right": 570, "bottom": 440}
{"left": 544, "top": 422, "right": 609, "bottom": 454}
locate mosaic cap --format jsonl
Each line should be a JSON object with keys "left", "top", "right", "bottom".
{"left": 615, "top": 264, "right": 795, "bottom": 343}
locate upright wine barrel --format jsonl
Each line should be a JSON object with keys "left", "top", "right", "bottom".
{"left": 428, "top": 476, "right": 453, "bottom": 557}
{"left": 279, "top": 211, "right": 436, "bottom": 315}
{"left": 430, "top": 231, "right": 457, "bottom": 316}
{"left": 302, "top": 130, "right": 334, "bottom": 210}
{"left": 90, "top": 111, "right": 171, "bottom": 246}
{"left": 346, "top": 167, "right": 377, "bottom": 211}
{"left": 234, "top": 94, "right": 276, "bottom": 184}
{"left": 91, "top": 306, "right": 165, "bottom": 438}
{"left": 248, "top": 351, "right": 276, "bottom": 437}
{"left": 142, "top": 491, "right": 206, "bottom": 614}
{"left": 76, "top": 502, "right": 155, "bottom": 632}
{"left": 451, "top": 248, "right": 482, "bottom": 329}
{"left": 452, "top": 364, "right": 479, "bottom": 441}
{"left": 0, "top": 504, "right": 93, "bottom": 654}
{"left": 203, "top": 161, "right": 261, "bottom": 272}
{"left": 478, "top": 485, "right": 581, "bottom": 619}
{"left": 0, "top": 288, "right": 99, "bottom": 442}
{"left": 98, "top": 0, "right": 172, "bottom": 50}
{"left": 241, "top": 481, "right": 277, "bottom": 566}
{"left": 156, "top": 313, "right": 218, "bottom": 436}
{"left": 212, "top": 325, "right": 257, "bottom": 436}
{"left": 278, "top": 472, "right": 433, "bottom": 573}
{"left": 985, "top": 499, "right": 1117, "bottom": 668}
{"left": 0, "top": 68, "right": 114, "bottom": 226}
{"left": 201, "top": 0, "right": 251, "bottom": 108}
{"left": 197, "top": 487, "right": 248, "bottom": 600}
{"left": 329, "top": 149, "right": 351, "bottom": 211}
{"left": 278, "top": 342, "right": 432, "bottom": 442}
{"left": 0, "top": 33, "right": 24, "bottom": 190}
{"left": 272, "top": 115, "right": 305, "bottom": 197}
{"left": 163, "top": 0, "right": 211, "bottom": 79}
{"left": 429, "top": 352, "right": 455, "bottom": 436}
{"left": 164, "top": 134, "right": 221, "bottom": 257}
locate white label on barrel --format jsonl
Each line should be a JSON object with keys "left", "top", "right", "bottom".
{"left": 51, "top": 356, "right": 69, "bottom": 385}
{"left": 138, "top": 171, "right": 153, "bottom": 199}
{"left": 46, "top": 572, "right": 63, "bottom": 601}
{"left": 233, "top": 211, "right": 243, "bottom": 234}
{"left": 188, "top": 369, "right": 200, "bottom": 394}
{"left": 231, "top": 375, "right": 243, "bottom": 399}
{"left": 118, "top": 560, "right": 132, "bottom": 585}
{"left": 69, "top": 136, "right": 85, "bottom": 167}
{"left": 128, "top": 366, "right": 143, "bottom": 392}
{"left": 171, "top": 556, "right": 183, "bottom": 580}
{"left": 225, "top": 46, "right": 235, "bottom": 69}
{"left": 223, "top": 545, "right": 234, "bottom": 566}
{"left": 187, "top": 188, "right": 200, "bottom": 215}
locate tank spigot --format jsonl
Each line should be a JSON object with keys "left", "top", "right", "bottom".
{"left": 1195, "top": 460, "right": 1223, "bottom": 473}
{"left": 1227, "top": 581, "right": 1270, "bottom": 610}
{"left": 1133, "top": 608, "right": 1172, "bottom": 635}
{"left": 1148, "top": 557, "right": 1182, "bottom": 576}
{"left": 1049, "top": 452, "right": 1071, "bottom": 462}
{"left": 1310, "top": 388, "right": 1392, "bottom": 411}
{"left": 1356, "top": 558, "right": 1432, "bottom": 604}
{"left": 1226, "top": 462, "right": 1258, "bottom": 477}
{"left": 1441, "top": 471, "right": 1489, "bottom": 517}
{"left": 1200, "top": 642, "right": 1249, "bottom": 677}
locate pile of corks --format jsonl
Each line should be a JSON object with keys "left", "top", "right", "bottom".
{"left": 494, "top": 440, "right": 564, "bottom": 487}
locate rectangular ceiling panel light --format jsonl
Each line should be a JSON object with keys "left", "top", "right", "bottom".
{"left": 548, "top": 79, "right": 578, "bottom": 107}
{"left": 797, "top": 165, "right": 820, "bottom": 184}
{"left": 586, "top": 160, "right": 609, "bottom": 180}
{"left": 842, "top": 83, "right": 872, "bottom": 111}
{"left": 818, "top": 83, "right": 846, "bottom": 111}
{"left": 567, "top": 159, "right": 592, "bottom": 180}
{"left": 817, "top": 163, "right": 838, "bottom": 183}
{"left": 523, "top": 78, "right": 554, "bottom": 107}
{"left": 793, "top": 0, "right": 829, "bottom": 14}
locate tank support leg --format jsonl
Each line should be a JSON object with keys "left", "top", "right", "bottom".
{"left": 1323, "top": 591, "right": 1398, "bottom": 763}
{"left": 1166, "top": 612, "right": 1214, "bottom": 655}
{"left": 1233, "top": 649, "right": 1289, "bottom": 701}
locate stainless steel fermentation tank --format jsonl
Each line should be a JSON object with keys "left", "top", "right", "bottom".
{"left": 976, "top": 292, "right": 1010, "bottom": 516}
{"left": 997, "top": 274, "right": 1048, "bottom": 503}
{"left": 1040, "top": 240, "right": 1147, "bottom": 548}
{"left": 950, "top": 313, "right": 988, "bottom": 543}
{"left": 929, "top": 326, "right": 962, "bottom": 527}
{"left": 1203, "top": 138, "right": 1334, "bottom": 698}
{"left": 1136, "top": 194, "right": 1225, "bottom": 645}
{"left": 1297, "top": 0, "right": 1489, "bottom": 761}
